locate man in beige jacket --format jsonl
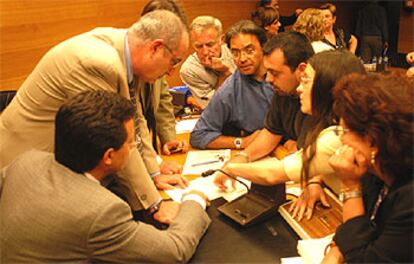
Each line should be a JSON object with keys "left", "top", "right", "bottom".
{"left": 0, "top": 10, "right": 187, "bottom": 220}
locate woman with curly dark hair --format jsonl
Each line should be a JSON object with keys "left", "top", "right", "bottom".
{"left": 323, "top": 73, "right": 413, "bottom": 263}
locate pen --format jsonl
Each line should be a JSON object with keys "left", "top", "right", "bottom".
{"left": 191, "top": 159, "right": 221, "bottom": 167}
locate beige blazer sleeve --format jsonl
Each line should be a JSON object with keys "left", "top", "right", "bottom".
{"left": 89, "top": 199, "right": 211, "bottom": 263}
{"left": 153, "top": 77, "right": 176, "bottom": 144}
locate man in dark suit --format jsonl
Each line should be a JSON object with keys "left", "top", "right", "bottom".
{"left": 0, "top": 91, "right": 210, "bottom": 262}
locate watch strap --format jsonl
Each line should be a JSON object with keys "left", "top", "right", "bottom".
{"left": 339, "top": 190, "right": 362, "bottom": 203}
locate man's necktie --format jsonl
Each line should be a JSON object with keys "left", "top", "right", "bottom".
{"left": 129, "top": 79, "right": 144, "bottom": 155}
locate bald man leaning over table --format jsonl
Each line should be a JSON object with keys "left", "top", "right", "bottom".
{"left": 0, "top": 10, "right": 189, "bottom": 223}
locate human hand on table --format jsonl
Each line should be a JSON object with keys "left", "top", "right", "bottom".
{"left": 289, "top": 181, "right": 330, "bottom": 221}
{"left": 160, "top": 160, "right": 182, "bottom": 175}
{"left": 154, "top": 174, "right": 189, "bottom": 190}
{"left": 153, "top": 200, "right": 180, "bottom": 224}
{"left": 162, "top": 139, "right": 189, "bottom": 155}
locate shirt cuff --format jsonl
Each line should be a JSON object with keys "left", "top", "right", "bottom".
{"left": 182, "top": 194, "right": 207, "bottom": 209}
{"left": 156, "top": 155, "right": 163, "bottom": 165}
{"left": 150, "top": 171, "right": 161, "bottom": 179}
{"left": 147, "top": 198, "right": 163, "bottom": 214}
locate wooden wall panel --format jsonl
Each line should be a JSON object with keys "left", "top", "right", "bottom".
{"left": 398, "top": 6, "right": 414, "bottom": 53}
{"left": 0, "top": 0, "right": 141, "bottom": 91}
{"left": 1, "top": 0, "right": 412, "bottom": 91}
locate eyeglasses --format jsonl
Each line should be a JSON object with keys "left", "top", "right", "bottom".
{"left": 163, "top": 43, "right": 182, "bottom": 68}
{"left": 231, "top": 46, "right": 256, "bottom": 60}
{"left": 333, "top": 126, "right": 351, "bottom": 136}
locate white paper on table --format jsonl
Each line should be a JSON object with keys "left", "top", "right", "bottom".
{"left": 297, "top": 234, "right": 334, "bottom": 264}
{"left": 175, "top": 118, "right": 199, "bottom": 134}
{"left": 181, "top": 149, "right": 231, "bottom": 176}
{"left": 165, "top": 173, "right": 251, "bottom": 203}
{"left": 280, "top": 257, "right": 304, "bottom": 264}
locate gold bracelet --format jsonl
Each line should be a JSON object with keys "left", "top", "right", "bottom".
{"left": 305, "top": 180, "right": 326, "bottom": 188}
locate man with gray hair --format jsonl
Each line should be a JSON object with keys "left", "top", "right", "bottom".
{"left": 0, "top": 10, "right": 188, "bottom": 223}
{"left": 180, "top": 16, "right": 236, "bottom": 109}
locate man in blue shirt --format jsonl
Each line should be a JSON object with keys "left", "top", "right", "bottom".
{"left": 190, "top": 20, "right": 273, "bottom": 150}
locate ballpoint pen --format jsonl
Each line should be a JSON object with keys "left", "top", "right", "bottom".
{"left": 191, "top": 159, "right": 221, "bottom": 167}
{"left": 192, "top": 156, "right": 224, "bottom": 167}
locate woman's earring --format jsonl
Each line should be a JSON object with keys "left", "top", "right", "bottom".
{"left": 370, "top": 151, "right": 376, "bottom": 165}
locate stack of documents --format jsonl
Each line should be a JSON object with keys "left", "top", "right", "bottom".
{"left": 181, "top": 149, "right": 230, "bottom": 175}
{"left": 175, "top": 118, "right": 199, "bottom": 134}
{"left": 165, "top": 149, "right": 251, "bottom": 202}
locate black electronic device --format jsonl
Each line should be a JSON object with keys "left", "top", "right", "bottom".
{"left": 202, "top": 169, "right": 286, "bottom": 227}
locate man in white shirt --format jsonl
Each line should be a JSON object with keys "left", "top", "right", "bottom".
{"left": 180, "top": 16, "right": 237, "bottom": 109}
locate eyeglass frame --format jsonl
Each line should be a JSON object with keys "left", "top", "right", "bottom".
{"left": 163, "top": 43, "right": 182, "bottom": 68}
{"left": 230, "top": 45, "right": 257, "bottom": 60}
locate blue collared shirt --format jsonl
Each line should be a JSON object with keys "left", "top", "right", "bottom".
{"left": 190, "top": 70, "right": 274, "bottom": 149}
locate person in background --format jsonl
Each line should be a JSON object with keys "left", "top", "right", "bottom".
{"left": 0, "top": 91, "right": 211, "bottom": 263}
{"left": 320, "top": 3, "right": 358, "bottom": 54}
{"left": 355, "top": 0, "right": 388, "bottom": 63}
{"left": 0, "top": 10, "right": 188, "bottom": 224}
{"left": 322, "top": 73, "right": 413, "bottom": 263}
{"left": 293, "top": 8, "right": 333, "bottom": 54}
{"left": 251, "top": 6, "right": 281, "bottom": 39}
{"left": 219, "top": 51, "right": 366, "bottom": 221}
{"left": 139, "top": 0, "right": 189, "bottom": 157}
{"left": 257, "top": 0, "right": 302, "bottom": 32}
{"left": 190, "top": 20, "right": 272, "bottom": 150}
{"left": 180, "top": 16, "right": 237, "bottom": 109}
{"left": 214, "top": 31, "right": 314, "bottom": 188}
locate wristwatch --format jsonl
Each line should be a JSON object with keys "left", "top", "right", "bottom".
{"left": 234, "top": 137, "right": 242, "bottom": 149}
{"left": 339, "top": 190, "right": 362, "bottom": 203}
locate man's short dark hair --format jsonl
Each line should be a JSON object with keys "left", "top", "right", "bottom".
{"left": 55, "top": 91, "right": 135, "bottom": 173}
{"left": 263, "top": 31, "right": 314, "bottom": 72}
{"left": 225, "top": 20, "right": 268, "bottom": 48}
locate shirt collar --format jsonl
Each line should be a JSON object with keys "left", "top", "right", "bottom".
{"left": 124, "top": 34, "right": 134, "bottom": 85}
{"left": 84, "top": 172, "right": 100, "bottom": 184}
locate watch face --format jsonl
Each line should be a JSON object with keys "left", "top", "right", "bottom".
{"left": 234, "top": 138, "right": 242, "bottom": 149}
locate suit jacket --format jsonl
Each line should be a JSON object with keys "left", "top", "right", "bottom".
{"left": 139, "top": 77, "right": 176, "bottom": 145}
{"left": 0, "top": 150, "right": 210, "bottom": 263}
{"left": 0, "top": 27, "right": 161, "bottom": 210}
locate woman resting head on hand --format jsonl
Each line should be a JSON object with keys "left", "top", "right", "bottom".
{"left": 324, "top": 73, "right": 413, "bottom": 263}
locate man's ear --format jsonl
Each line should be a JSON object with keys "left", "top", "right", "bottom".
{"left": 295, "top": 62, "right": 307, "bottom": 79}
{"left": 102, "top": 148, "right": 115, "bottom": 166}
{"left": 149, "top": 39, "right": 164, "bottom": 56}
{"left": 219, "top": 34, "right": 225, "bottom": 45}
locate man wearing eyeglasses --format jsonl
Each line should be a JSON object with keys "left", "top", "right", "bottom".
{"left": 0, "top": 10, "right": 188, "bottom": 225}
{"left": 190, "top": 20, "right": 273, "bottom": 150}
{"left": 180, "top": 16, "right": 236, "bottom": 109}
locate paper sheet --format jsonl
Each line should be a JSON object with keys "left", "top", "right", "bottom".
{"left": 165, "top": 174, "right": 251, "bottom": 203}
{"left": 181, "top": 149, "right": 231, "bottom": 175}
{"left": 297, "top": 234, "right": 334, "bottom": 264}
{"left": 175, "top": 118, "right": 199, "bottom": 134}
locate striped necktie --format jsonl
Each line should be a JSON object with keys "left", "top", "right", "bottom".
{"left": 129, "top": 79, "right": 144, "bottom": 155}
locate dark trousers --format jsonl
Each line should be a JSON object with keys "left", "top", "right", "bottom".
{"left": 360, "top": 35, "right": 383, "bottom": 63}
